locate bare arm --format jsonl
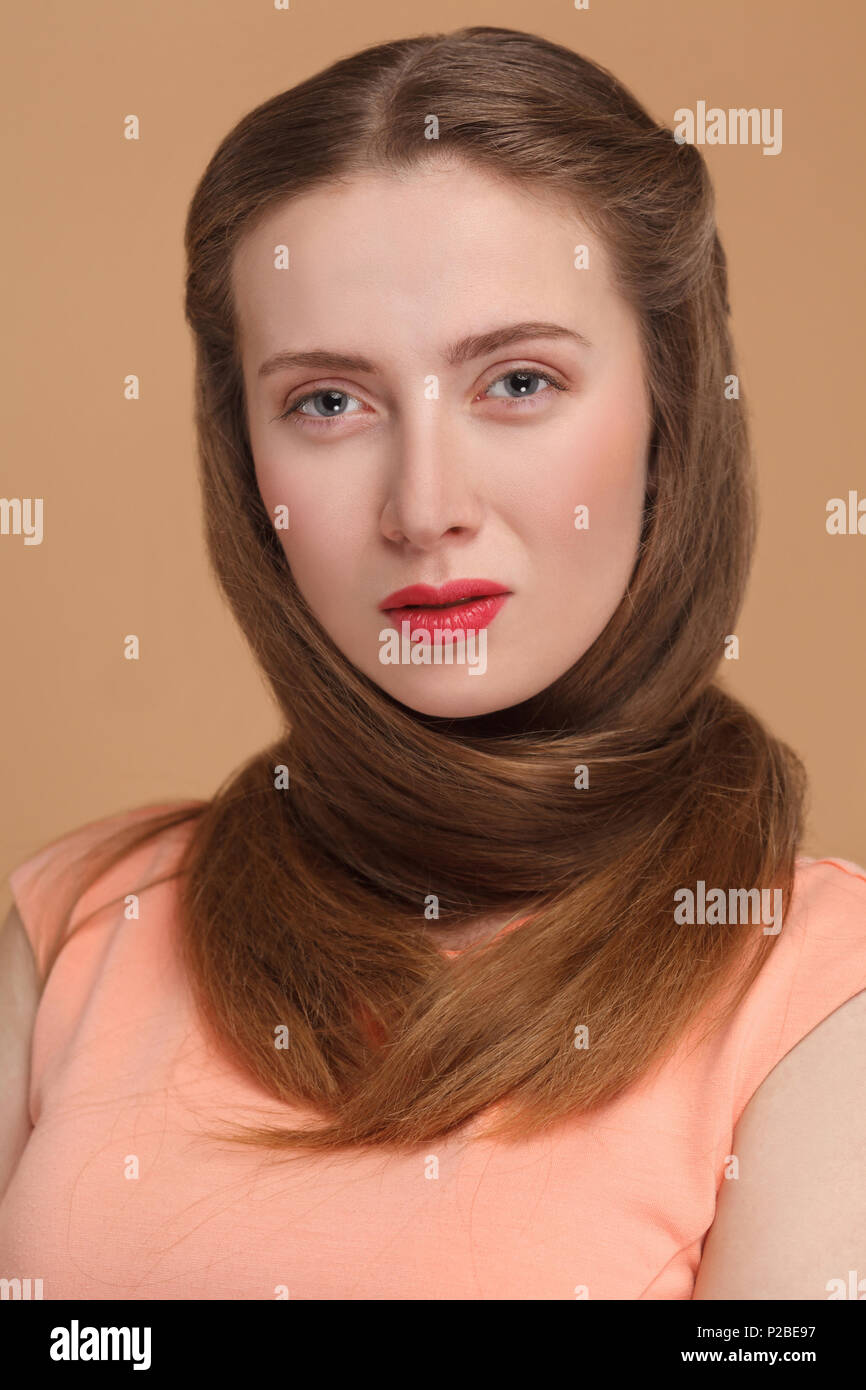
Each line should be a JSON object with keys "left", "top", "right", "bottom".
{"left": 693, "top": 987, "right": 866, "bottom": 1299}
{"left": 0, "top": 903, "right": 40, "bottom": 1201}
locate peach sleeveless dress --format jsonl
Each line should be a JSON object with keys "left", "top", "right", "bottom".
{"left": 2, "top": 801, "right": 865, "bottom": 1300}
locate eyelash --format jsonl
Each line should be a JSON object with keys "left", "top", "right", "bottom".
{"left": 276, "top": 367, "right": 569, "bottom": 428}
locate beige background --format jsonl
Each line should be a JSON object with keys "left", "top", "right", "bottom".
{"left": 2, "top": 0, "right": 864, "bottom": 902}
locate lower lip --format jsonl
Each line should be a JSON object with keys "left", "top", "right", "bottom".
{"left": 382, "top": 594, "right": 509, "bottom": 633}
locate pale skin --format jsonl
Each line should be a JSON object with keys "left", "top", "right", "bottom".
{"left": 233, "top": 163, "right": 649, "bottom": 951}
{"left": 232, "top": 163, "right": 651, "bottom": 724}
{"left": 3, "top": 164, "right": 863, "bottom": 1299}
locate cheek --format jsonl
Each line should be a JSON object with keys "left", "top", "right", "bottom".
{"left": 522, "top": 395, "right": 648, "bottom": 566}
{"left": 254, "top": 453, "right": 365, "bottom": 598}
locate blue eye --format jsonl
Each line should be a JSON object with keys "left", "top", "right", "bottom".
{"left": 277, "top": 366, "right": 567, "bottom": 429}
{"left": 279, "top": 388, "right": 364, "bottom": 422}
{"left": 483, "top": 369, "right": 564, "bottom": 400}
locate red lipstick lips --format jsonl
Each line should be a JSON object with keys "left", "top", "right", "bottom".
{"left": 378, "top": 578, "right": 510, "bottom": 633}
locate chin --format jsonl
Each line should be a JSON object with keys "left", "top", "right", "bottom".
{"left": 382, "top": 674, "right": 542, "bottom": 720}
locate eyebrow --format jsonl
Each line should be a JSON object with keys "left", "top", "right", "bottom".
{"left": 256, "top": 320, "right": 592, "bottom": 379}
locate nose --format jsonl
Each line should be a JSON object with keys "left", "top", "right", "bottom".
{"left": 379, "top": 394, "right": 484, "bottom": 550}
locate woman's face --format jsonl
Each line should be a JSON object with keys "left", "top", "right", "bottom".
{"left": 233, "top": 162, "right": 652, "bottom": 717}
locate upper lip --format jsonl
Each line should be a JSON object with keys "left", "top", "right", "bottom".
{"left": 379, "top": 578, "right": 510, "bottom": 610}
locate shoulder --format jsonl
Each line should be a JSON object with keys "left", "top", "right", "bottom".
{"left": 694, "top": 854, "right": 866, "bottom": 1299}
{"left": 0, "top": 900, "right": 40, "bottom": 1200}
{"left": 789, "top": 853, "right": 866, "bottom": 914}
{"left": 6, "top": 799, "right": 203, "bottom": 987}
{"left": 780, "top": 854, "right": 866, "bottom": 955}
{"left": 724, "top": 855, "right": 866, "bottom": 1122}
{"left": 0, "top": 801, "right": 200, "bottom": 1200}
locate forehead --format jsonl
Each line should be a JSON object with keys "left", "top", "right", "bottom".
{"left": 231, "top": 163, "right": 625, "bottom": 363}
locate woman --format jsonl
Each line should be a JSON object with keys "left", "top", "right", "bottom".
{"left": 2, "top": 26, "right": 864, "bottom": 1301}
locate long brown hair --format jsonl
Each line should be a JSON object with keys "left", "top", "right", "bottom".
{"left": 41, "top": 26, "right": 805, "bottom": 1155}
